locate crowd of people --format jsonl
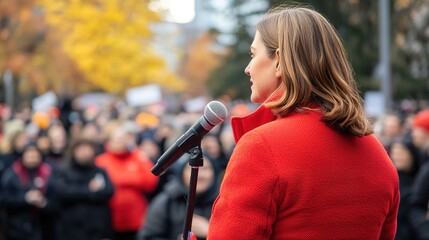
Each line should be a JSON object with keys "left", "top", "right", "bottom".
{"left": 0, "top": 95, "right": 428, "bottom": 240}
{"left": 374, "top": 107, "right": 429, "bottom": 240}
{"left": 0, "top": 96, "right": 240, "bottom": 240}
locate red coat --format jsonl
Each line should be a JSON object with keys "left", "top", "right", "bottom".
{"left": 96, "top": 150, "right": 158, "bottom": 232}
{"left": 208, "top": 104, "right": 399, "bottom": 239}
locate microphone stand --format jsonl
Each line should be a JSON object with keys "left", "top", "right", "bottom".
{"left": 181, "top": 145, "right": 203, "bottom": 240}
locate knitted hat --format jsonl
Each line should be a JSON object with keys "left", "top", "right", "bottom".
{"left": 413, "top": 109, "right": 429, "bottom": 132}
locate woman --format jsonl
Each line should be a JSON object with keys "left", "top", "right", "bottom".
{"left": 1, "top": 143, "right": 58, "bottom": 240}
{"left": 201, "top": 133, "right": 229, "bottom": 170}
{"left": 0, "top": 130, "right": 28, "bottom": 180}
{"left": 207, "top": 6, "right": 399, "bottom": 239}
{"left": 96, "top": 126, "right": 158, "bottom": 240}
{"left": 138, "top": 154, "right": 220, "bottom": 240}
{"left": 56, "top": 138, "right": 114, "bottom": 240}
{"left": 389, "top": 139, "right": 419, "bottom": 240}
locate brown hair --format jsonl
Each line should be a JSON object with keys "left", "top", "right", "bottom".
{"left": 257, "top": 6, "right": 373, "bottom": 137}
{"left": 66, "top": 138, "right": 99, "bottom": 162}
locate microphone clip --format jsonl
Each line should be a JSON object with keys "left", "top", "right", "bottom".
{"left": 188, "top": 146, "right": 204, "bottom": 168}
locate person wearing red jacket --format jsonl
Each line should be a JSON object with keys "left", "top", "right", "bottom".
{"left": 207, "top": 6, "right": 399, "bottom": 240}
{"left": 96, "top": 126, "right": 158, "bottom": 240}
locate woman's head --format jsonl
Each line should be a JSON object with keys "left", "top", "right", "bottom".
{"left": 182, "top": 157, "right": 215, "bottom": 194}
{"left": 36, "top": 132, "right": 51, "bottom": 154}
{"left": 201, "top": 134, "right": 223, "bottom": 159}
{"left": 11, "top": 130, "right": 28, "bottom": 153}
{"left": 178, "top": 153, "right": 220, "bottom": 195}
{"left": 69, "top": 139, "right": 98, "bottom": 166}
{"left": 247, "top": 6, "right": 371, "bottom": 137}
{"left": 389, "top": 139, "right": 419, "bottom": 174}
{"left": 107, "top": 126, "right": 133, "bottom": 153}
{"left": 22, "top": 143, "right": 43, "bottom": 169}
{"left": 48, "top": 125, "right": 67, "bottom": 153}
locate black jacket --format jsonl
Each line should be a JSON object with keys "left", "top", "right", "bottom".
{"left": 138, "top": 155, "right": 220, "bottom": 240}
{"left": 56, "top": 160, "right": 114, "bottom": 240}
{"left": 396, "top": 172, "right": 417, "bottom": 240}
{"left": 138, "top": 180, "right": 217, "bottom": 240}
{"left": 0, "top": 162, "right": 59, "bottom": 240}
{"left": 410, "top": 162, "right": 429, "bottom": 240}
{"left": 0, "top": 151, "right": 21, "bottom": 181}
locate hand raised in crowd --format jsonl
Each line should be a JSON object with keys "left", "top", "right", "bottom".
{"left": 191, "top": 214, "right": 210, "bottom": 238}
{"left": 25, "top": 189, "right": 47, "bottom": 208}
{"left": 89, "top": 174, "right": 105, "bottom": 192}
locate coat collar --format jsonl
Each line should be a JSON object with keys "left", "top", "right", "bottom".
{"left": 230, "top": 88, "right": 283, "bottom": 143}
{"left": 231, "top": 103, "right": 277, "bottom": 143}
{"left": 230, "top": 87, "right": 322, "bottom": 143}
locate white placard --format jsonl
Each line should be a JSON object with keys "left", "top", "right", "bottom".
{"left": 126, "top": 84, "right": 162, "bottom": 106}
{"left": 183, "top": 97, "right": 208, "bottom": 113}
{"left": 32, "top": 91, "right": 58, "bottom": 112}
{"left": 77, "top": 92, "right": 115, "bottom": 109}
{"left": 364, "top": 91, "right": 385, "bottom": 117}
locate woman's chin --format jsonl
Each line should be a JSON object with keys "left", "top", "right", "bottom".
{"left": 250, "top": 94, "right": 263, "bottom": 104}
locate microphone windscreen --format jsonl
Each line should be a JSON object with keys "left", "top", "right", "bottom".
{"left": 204, "top": 101, "right": 227, "bottom": 126}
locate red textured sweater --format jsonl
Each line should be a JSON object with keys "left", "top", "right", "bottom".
{"left": 207, "top": 105, "right": 399, "bottom": 240}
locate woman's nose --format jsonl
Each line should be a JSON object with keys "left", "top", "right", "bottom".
{"left": 244, "top": 63, "right": 251, "bottom": 76}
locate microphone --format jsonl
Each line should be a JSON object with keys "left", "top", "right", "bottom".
{"left": 151, "top": 101, "right": 228, "bottom": 176}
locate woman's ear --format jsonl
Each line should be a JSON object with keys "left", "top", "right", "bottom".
{"left": 275, "top": 49, "right": 281, "bottom": 78}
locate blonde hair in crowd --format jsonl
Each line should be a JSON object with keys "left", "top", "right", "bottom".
{"left": 257, "top": 5, "right": 373, "bottom": 137}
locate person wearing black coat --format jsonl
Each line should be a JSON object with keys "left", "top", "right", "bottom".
{"left": 138, "top": 153, "right": 220, "bottom": 240}
{"left": 0, "top": 143, "right": 59, "bottom": 240}
{"left": 0, "top": 130, "right": 27, "bottom": 180}
{"left": 389, "top": 139, "right": 420, "bottom": 240}
{"left": 409, "top": 161, "right": 429, "bottom": 240}
{"left": 56, "top": 138, "right": 114, "bottom": 240}
{"left": 0, "top": 130, "right": 28, "bottom": 240}
{"left": 409, "top": 109, "right": 429, "bottom": 239}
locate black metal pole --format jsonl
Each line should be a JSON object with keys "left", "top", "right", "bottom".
{"left": 182, "top": 146, "right": 204, "bottom": 240}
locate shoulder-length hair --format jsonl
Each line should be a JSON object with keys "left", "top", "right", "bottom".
{"left": 257, "top": 6, "right": 372, "bottom": 137}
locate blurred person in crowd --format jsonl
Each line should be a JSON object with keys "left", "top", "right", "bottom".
{"left": 0, "top": 143, "right": 58, "bottom": 240}
{"left": 36, "top": 131, "right": 51, "bottom": 157}
{"left": 0, "top": 130, "right": 28, "bottom": 179}
{"left": 80, "top": 122, "right": 105, "bottom": 154}
{"left": 201, "top": 133, "right": 229, "bottom": 170}
{"left": 410, "top": 109, "right": 429, "bottom": 165}
{"left": 389, "top": 139, "right": 420, "bottom": 240}
{"left": 56, "top": 138, "right": 114, "bottom": 240}
{"left": 155, "top": 123, "right": 175, "bottom": 155}
{"left": 378, "top": 113, "right": 404, "bottom": 149}
{"left": 58, "top": 94, "right": 74, "bottom": 133}
{"left": 138, "top": 153, "right": 220, "bottom": 240}
{"left": 69, "top": 116, "right": 84, "bottom": 141}
{"left": 140, "top": 122, "right": 177, "bottom": 199}
{"left": 139, "top": 138, "right": 160, "bottom": 164}
{"left": 219, "top": 125, "right": 235, "bottom": 161}
{"left": 96, "top": 126, "right": 158, "bottom": 240}
{"left": 409, "top": 109, "right": 429, "bottom": 239}
{"left": 0, "top": 122, "right": 27, "bottom": 240}
{"left": 13, "top": 105, "right": 32, "bottom": 125}
{"left": 0, "top": 119, "right": 25, "bottom": 155}
{"left": 46, "top": 125, "right": 68, "bottom": 165}
{"left": 208, "top": 6, "right": 399, "bottom": 239}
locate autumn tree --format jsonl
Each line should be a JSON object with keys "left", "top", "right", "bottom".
{"left": 179, "top": 30, "right": 227, "bottom": 97}
{"left": 0, "top": 0, "right": 184, "bottom": 111}
{"left": 0, "top": 0, "right": 49, "bottom": 108}
{"left": 40, "top": 0, "right": 184, "bottom": 94}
